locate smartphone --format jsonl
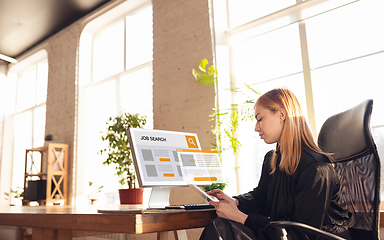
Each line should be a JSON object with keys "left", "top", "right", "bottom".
{"left": 188, "top": 184, "right": 219, "bottom": 202}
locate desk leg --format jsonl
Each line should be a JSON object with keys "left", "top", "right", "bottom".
{"left": 157, "top": 231, "right": 168, "bottom": 240}
{"left": 32, "top": 228, "right": 72, "bottom": 240}
{"left": 174, "top": 230, "right": 188, "bottom": 240}
{"left": 32, "top": 228, "right": 55, "bottom": 240}
{"left": 57, "top": 229, "right": 72, "bottom": 240}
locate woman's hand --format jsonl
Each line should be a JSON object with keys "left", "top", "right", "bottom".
{"left": 207, "top": 189, "right": 248, "bottom": 224}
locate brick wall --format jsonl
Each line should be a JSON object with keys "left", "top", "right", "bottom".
{"left": 44, "top": 23, "right": 83, "bottom": 203}
{"left": 152, "top": 0, "right": 215, "bottom": 149}
{"left": 45, "top": 25, "right": 81, "bottom": 144}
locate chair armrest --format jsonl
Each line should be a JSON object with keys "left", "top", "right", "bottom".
{"left": 269, "top": 221, "right": 346, "bottom": 240}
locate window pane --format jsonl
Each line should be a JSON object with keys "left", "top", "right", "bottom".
{"left": 305, "top": 0, "right": 384, "bottom": 68}
{"left": 253, "top": 74, "right": 307, "bottom": 117}
{"left": 16, "top": 65, "right": 36, "bottom": 112}
{"left": 312, "top": 53, "right": 384, "bottom": 131}
{"left": 126, "top": 6, "right": 153, "bottom": 69}
{"left": 231, "top": 23, "right": 303, "bottom": 86}
{"left": 12, "top": 111, "right": 33, "bottom": 204}
{"left": 120, "top": 67, "right": 152, "bottom": 115}
{"left": 14, "top": 111, "right": 33, "bottom": 150}
{"left": 93, "top": 20, "right": 125, "bottom": 82}
{"left": 228, "top": 0, "right": 296, "bottom": 28}
{"left": 36, "top": 60, "right": 48, "bottom": 105}
{"left": 33, "top": 105, "right": 46, "bottom": 147}
{"left": 84, "top": 80, "right": 119, "bottom": 193}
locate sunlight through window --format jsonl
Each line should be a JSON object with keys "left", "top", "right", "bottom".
{"left": 221, "top": 0, "right": 384, "bottom": 195}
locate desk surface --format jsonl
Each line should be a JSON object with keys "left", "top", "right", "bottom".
{"left": 0, "top": 205, "right": 216, "bottom": 234}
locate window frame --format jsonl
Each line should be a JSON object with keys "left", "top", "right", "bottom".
{"left": 4, "top": 50, "right": 48, "bottom": 206}
{"left": 213, "top": 0, "right": 384, "bottom": 198}
{"left": 76, "top": 0, "right": 153, "bottom": 206}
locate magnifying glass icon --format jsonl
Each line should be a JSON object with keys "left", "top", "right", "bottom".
{"left": 188, "top": 138, "right": 196, "bottom": 146}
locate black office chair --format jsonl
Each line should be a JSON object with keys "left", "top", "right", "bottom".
{"left": 271, "top": 99, "right": 381, "bottom": 240}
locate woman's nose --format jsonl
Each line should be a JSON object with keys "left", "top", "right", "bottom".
{"left": 255, "top": 123, "right": 260, "bottom": 132}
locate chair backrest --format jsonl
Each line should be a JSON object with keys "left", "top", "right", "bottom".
{"left": 317, "top": 99, "right": 381, "bottom": 240}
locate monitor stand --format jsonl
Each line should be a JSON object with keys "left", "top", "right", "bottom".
{"left": 148, "top": 186, "right": 172, "bottom": 208}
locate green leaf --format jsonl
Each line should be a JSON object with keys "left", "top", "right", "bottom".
{"left": 192, "top": 58, "right": 216, "bottom": 85}
{"left": 199, "top": 58, "right": 208, "bottom": 71}
{"left": 207, "top": 65, "right": 217, "bottom": 76}
{"left": 192, "top": 68, "right": 215, "bottom": 85}
{"left": 244, "top": 83, "right": 261, "bottom": 95}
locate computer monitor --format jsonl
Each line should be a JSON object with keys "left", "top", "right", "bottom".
{"left": 127, "top": 128, "right": 203, "bottom": 208}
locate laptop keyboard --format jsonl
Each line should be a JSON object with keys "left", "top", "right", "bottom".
{"left": 166, "top": 203, "right": 215, "bottom": 210}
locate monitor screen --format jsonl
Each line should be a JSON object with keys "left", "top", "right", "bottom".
{"left": 127, "top": 128, "right": 202, "bottom": 187}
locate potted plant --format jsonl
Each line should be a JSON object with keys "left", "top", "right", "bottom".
{"left": 87, "top": 181, "right": 104, "bottom": 205}
{"left": 99, "top": 112, "right": 147, "bottom": 204}
{"left": 4, "top": 187, "right": 24, "bottom": 206}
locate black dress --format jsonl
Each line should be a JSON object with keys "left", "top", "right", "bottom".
{"left": 200, "top": 146, "right": 351, "bottom": 240}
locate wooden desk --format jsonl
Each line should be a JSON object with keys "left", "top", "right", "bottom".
{"left": 0, "top": 205, "right": 216, "bottom": 240}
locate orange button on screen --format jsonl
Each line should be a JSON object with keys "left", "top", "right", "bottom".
{"left": 159, "top": 158, "right": 171, "bottom": 162}
{"left": 185, "top": 136, "right": 198, "bottom": 148}
{"left": 193, "top": 173, "right": 204, "bottom": 176}
{"left": 163, "top": 173, "right": 175, "bottom": 177}
{"left": 193, "top": 177, "right": 218, "bottom": 181}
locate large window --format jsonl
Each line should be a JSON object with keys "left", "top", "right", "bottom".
{"left": 77, "top": 2, "right": 153, "bottom": 206}
{"left": 9, "top": 54, "right": 48, "bottom": 206}
{"left": 216, "top": 0, "right": 384, "bottom": 196}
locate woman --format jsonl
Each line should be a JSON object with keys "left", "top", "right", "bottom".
{"left": 200, "top": 88, "right": 351, "bottom": 240}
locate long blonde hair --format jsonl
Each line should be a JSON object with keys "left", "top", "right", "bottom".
{"left": 255, "top": 88, "right": 331, "bottom": 175}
